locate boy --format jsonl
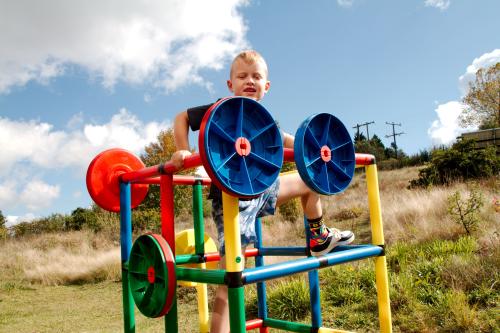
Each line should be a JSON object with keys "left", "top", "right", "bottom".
{"left": 172, "top": 50, "right": 354, "bottom": 333}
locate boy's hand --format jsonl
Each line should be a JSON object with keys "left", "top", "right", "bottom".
{"left": 172, "top": 150, "right": 192, "bottom": 170}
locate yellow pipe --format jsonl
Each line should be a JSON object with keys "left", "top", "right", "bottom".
{"left": 366, "top": 164, "right": 392, "bottom": 333}
{"left": 222, "top": 192, "right": 244, "bottom": 272}
{"left": 196, "top": 263, "right": 209, "bottom": 333}
{"left": 366, "top": 164, "right": 384, "bottom": 245}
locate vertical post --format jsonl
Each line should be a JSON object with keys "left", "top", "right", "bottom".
{"left": 193, "top": 181, "right": 209, "bottom": 333}
{"left": 254, "top": 217, "right": 269, "bottom": 333}
{"left": 222, "top": 192, "right": 246, "bottom": 333}
{"left": 304, "top": 217, "right": 322, "bottom": 328}
{"left": 366, "top": 164, "right": 392, "bottom": 333}
{"left": 119, "top": 181, "right": 135, "bottom": 333}
{"left": 161, "top": 174, "right": 178, "bottom": 333}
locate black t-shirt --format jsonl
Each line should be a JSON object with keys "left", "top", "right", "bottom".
{"left": 186, "top": 102, "right": 223, "bottom": 201}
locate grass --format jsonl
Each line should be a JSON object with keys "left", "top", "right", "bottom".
{"left": 0, "top": 167, "right": 499, "bottom": 332}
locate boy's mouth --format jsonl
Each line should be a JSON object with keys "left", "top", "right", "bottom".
{"left": 243, "top": 87, "right": 256, "bottom": 93}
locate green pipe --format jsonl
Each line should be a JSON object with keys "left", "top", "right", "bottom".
{"left": 164, "top": 297, "right": 178, "bottom": 333}
{"left": 193, "top": 183, "right": 205, "bottom": 255}
{"left": 121, "top": 265, "right": 135, "bottom": 333}
{"left": 228, "top": 287, "right": 246, "bottom": 333}
{"left": 175, "top": 254, "right": 200, "bottom": 265}
{"left": 264, "top": 318, "right": 311, "bottom": 333}
{"left": 176, "top": 267, "right": 226, "bottom": 284}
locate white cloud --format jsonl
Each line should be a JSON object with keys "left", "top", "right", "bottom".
{"left": 458, "top": 49, "right": 500, "bottom": 94}
{"left": 0, "top": 110, "right": 170, "bottom": 176}
{"left": 428, "top": 101, "right": 471, "bottom": 145}
{"left": 337, "top": 0, "right": 354, "bottom": 8}
{"left": 0, "top": 0, "right": 249, "bottom": 93}
{"left": 5, "top": 213, "right": 36, "bottom": 228}
{"left": 0, "top": 110, "right": 170, "bottom": 213}
{"left": 20, "top": 180, "right": 60, "bottom": 211}
{"left": 427, "top": 49, "right": 498, "bottom": 145}
{"left": 424, "top": 0, "right": 451, "bottom": 10}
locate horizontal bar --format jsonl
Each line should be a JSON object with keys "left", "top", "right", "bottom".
{"left": 283, "top": 148, "right": 295, "bottom": 162}
{"left": 176, "top": 248, "right": 259, "bottom": 265}
{"left": 176, "top": 267, "right": 226, "bottom": 285}
{"left": 264, "top": 318, "right": 311, "bottom": 333}
{"left": 246, "top": 318, "right": 264, "bottom": 330}
{"left": 259, "top": 246, "right": 307, "bottom": 256}
{"left": 121, "top": 154, "right": 202, "bottom": 182}
{"left": 243, "top": 245, "right": 383, "bottom": 284}
{"left": 355, "top": 153, "right": 375, "bottom": 166}
{"left": 133, "top": 175, "right": 212, "bottom": 186}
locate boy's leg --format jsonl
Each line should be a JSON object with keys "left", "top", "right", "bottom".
{"left": 277, "top": 172, "right": 354, "bottom": 256}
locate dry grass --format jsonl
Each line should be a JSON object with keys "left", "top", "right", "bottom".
{"left": 0, "top": 231, "right": 121, "bottom": 286}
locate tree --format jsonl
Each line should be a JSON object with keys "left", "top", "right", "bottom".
{"left": 0, "top": 210, "right": 6, "bottom": 239}
{"left": 460, "top": 62, "right": 500, "bottom": 129}
{"left": 140, "top": 129, "right": 195, "bottom": 216}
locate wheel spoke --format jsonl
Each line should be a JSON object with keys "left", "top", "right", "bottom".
{"left": 318, "top": 163, "right": 331, "bottom": 193}
{"left": 129, "top": 270, "right": 148, "bottom": 281}
{"left": 306, "top": 155, "right": 322, "bottom": 168}
{"left": 236, "top": 99, "right": 244, "bottom": 138}
{"left": 240, "top": 157, "right": 254, "bottom": 193}
{"left": 320, "top": 116, "right": 331, "bottom": 146}
{"left": 331, "top": 140, "right": 351, "bottom": 151}
{"left": 140, "top": 284, "right": 155, "bottom": 308}
{"left": 305, "top": 127, "right": 321, "bottom": 150}
{"left": 248, "top": 152, "right": 281, "bottom": 170}
{"left": 212, "top": 121, "right": 235, "bottom": 142}
{"left": 215, "top": 152, "right": 237, "bottom": 172}
{"left": 249, "top": 122, "right": 275, "bottom": 142}
{"left": 327, "top": 160, "right": 350, "bottom": 179}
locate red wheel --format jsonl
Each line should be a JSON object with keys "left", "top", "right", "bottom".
{"left": 86, "top": 148, "right": 149, "bottom": 212}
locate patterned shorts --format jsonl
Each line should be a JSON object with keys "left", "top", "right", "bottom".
{"left": 211, "top": 179, "right": 280, "bottom": 255}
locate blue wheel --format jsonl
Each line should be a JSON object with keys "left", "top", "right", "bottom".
{"left": 199, "top": 97, "right": 283, "bottom": 198}
{"left": 294, "top": 113, "right": 355, "bottom": 195}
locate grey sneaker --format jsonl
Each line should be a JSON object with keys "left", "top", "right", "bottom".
{"left": 310, "top": 227, "right": 355, "bottom": 257}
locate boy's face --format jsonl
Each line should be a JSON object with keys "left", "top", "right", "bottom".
{"left": 227, "top": 58, "right": 270, "bottom": 101}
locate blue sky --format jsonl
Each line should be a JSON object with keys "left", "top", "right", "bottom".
{"left": 1, "top": 0, "right": 499, "bottom": 224}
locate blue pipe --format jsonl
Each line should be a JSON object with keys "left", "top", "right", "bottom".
{"left": 243, "top": 245, "right": 383, "bottom": 284}
{"left": 254, "top": 217, "right": 268, "bottom": 321}
{"left": 259, "top": 246, "right": 307, "bottom": 256}
{"left": 304, "top": 217, "right": 322, "bottom": 328}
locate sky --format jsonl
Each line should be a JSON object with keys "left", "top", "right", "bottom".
{"left": 0, "top": 0, "right": 499, "bottom": 225}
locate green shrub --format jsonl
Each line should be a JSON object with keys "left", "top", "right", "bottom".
{"left": 409, "top": 139, "right": 500, "bottom": 188}
{"left": 266, "top": 279, "right": 310, "bottom": 321}
{"left": 447, "top": 187, "right": 484, "bottom": 235}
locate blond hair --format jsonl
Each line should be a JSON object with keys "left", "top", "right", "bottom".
{"left": 230, "top": 50, "right": 269, "bottom": 78}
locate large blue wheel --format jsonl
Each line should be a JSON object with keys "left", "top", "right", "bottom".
{"left": 294, "top": 113, "right": 355, "bottom": 195}
{"left": 199, "top": 97, "right": 283, "bottom": 198}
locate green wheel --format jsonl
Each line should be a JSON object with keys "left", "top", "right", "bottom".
{"left": 128, "top": 234, "right": 176, "bottom": 318}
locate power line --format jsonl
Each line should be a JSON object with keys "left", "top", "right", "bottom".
{"left": 353, "top": 121, "right": 375, "bottom": 140}
{"left": 385, "top": 122, "right": 405, "bottom": 158}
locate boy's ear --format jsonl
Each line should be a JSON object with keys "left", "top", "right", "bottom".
{"left": 227, "top": 80, "right": 233, "bottom": 92}
{"left": 264, "top": 80, "right": 270, "bottom": 93}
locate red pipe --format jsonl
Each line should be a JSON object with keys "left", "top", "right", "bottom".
{"left": 246, "top": 319, "right": 264, "bottom": 330}
{"left": 160, "top": 175, "right": 175, "bottom": 251}
{"left": 204, "top": 248, "right": 259, "bottom": 263}
{"left": 355, "top": 153, "right": 375, "bottom": 165}
{"left": 121, "top": 153, "right": 203, "bottom": 182}
{"left": 283, "top": 148, "right": 295, "bottom": 162}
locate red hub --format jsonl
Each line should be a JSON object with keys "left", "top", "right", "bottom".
{"left": 147, "top": 266, "right": 155, "bottom": 284}
{"left": 235, "top": 137, "right": 251, "bottom": 156}
{"left": 320, "top": 145, "right": 331, "bottom": 162}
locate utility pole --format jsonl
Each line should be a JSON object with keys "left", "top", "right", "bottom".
{"left": 353, "top": 124, "right": 361, "bottom": 139}
{"left": 385, "top": 122, "right": 405, "bottom": 158}
{"left": 353, "top": 121, "right": 375, "bottom": 140}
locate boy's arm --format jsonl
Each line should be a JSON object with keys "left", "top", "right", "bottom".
{"left": 172, "top": 110, "right": 192, "bottom": 169}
